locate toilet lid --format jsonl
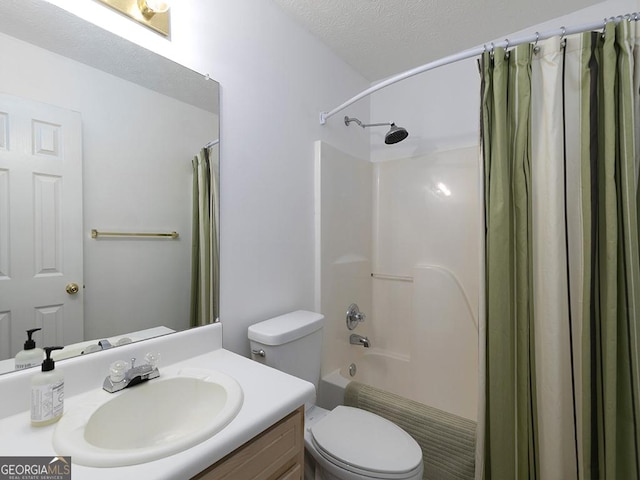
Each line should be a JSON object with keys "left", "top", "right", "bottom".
{"left": 310, "top": 406, "right": 422, "bottom": 475}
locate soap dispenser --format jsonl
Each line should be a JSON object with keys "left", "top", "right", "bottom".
{"left": 31, "top": 346, "right": 64, "bottom": 427}
{"left": 14, "top": 328, "right": 44, "bottom": 370}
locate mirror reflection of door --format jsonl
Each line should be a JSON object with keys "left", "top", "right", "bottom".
{"left": 0, "top": 93, "right": 83, "bottom": 360}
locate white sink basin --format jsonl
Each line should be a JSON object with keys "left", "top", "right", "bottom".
{"left": 53, "top": 369, "right": 243, "bottom": 467}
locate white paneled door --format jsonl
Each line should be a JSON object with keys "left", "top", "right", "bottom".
{"left": 0, "top": 94, "right": 83, "bottom": 361}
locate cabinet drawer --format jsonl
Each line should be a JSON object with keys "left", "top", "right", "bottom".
{"left": 193, "top": 407, "right": 304, "bottom": 480}
{"left": 278, "top": 464, "right": 301, "bottom": 480}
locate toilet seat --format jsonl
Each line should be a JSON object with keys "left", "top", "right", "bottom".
{"left": 309, "top": 406, "right": 423, "bottom": 479}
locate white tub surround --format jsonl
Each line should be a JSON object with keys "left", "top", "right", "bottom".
{"left": 319, "top": 344, "right": 476, "bottom": 422}
{"left": 0, "top": 324, "right": 315, "bottom": 480}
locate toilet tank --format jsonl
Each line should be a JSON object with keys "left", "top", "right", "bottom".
{"left": 248, "top": 311, "right": 324, "bottom": 389}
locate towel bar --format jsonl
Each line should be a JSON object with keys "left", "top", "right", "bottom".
{"left": 370, "top": 273, "right": 413, "bottom": 282}
{"left": 91, "top": 229, "right": 179, "bottom": 239}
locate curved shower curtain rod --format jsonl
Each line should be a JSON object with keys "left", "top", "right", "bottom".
{"left": 319, "top": 12, "right": 639, "bottom": 125}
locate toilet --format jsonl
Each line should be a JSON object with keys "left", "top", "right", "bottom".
{"left": 248, "top": 310, "right": 423, "bottom": 480}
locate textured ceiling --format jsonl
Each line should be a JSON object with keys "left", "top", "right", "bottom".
{"left": 272, "top": 0, "right": 603, "bottom": 81}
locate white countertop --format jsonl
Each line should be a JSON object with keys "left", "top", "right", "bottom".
{"left": 0, "top": 324, "right": 315, "bottom": 479}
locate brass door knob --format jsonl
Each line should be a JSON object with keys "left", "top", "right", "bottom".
{"left": 65, "top": 283, "right": 80, "bottom": 295}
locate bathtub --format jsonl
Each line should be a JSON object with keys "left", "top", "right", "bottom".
{"left": 318, "top": 349, "right": 477, "bottom": 421}
{"left": 318, "top": 351, "right": 415, "bottom": 411}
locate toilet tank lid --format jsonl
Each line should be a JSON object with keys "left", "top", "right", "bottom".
{"left": 248, "top": 310, "right": 324, "bottom": 345}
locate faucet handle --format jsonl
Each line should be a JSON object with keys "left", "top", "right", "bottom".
{"left": 346, "top": 303, "right": 367, "bottom": 330}
{"left": 109, "top": 360, "right": 130, "bottom": 383}
{"left": 144, "top": 352, "right": 161, "bottom": 368}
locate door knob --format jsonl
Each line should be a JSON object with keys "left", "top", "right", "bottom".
{"left": 65, "top": 283, "right": 80, "bottom": 295}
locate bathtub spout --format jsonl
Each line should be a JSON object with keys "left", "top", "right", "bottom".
{"left": 350, "top": 334, "right": 370, "bottom": 348}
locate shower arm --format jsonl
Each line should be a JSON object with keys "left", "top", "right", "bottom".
{"left": 344, "top": 116, "right": 392, "bottom": 129}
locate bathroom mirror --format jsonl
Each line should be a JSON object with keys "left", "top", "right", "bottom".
{"left": 0, "top": 1, "right": 219, "bottom": 373}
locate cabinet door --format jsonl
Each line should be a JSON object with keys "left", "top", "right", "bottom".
{"left": 193, "top": 407, "right": 304, "bottom": 480}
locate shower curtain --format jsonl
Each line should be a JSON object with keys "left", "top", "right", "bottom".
{"left": 190, "top": 145, "right": 220, "bottom": 327}
{"left": 480, "top": 20, "right": 640, "bottom": 479}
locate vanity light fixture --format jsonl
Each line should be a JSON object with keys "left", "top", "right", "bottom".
{"left": 95, "top": 0, "right": 171, "bottom": 37}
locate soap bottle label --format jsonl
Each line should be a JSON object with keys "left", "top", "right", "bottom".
{"left": 31, "top": 380, "right": 64, "bottom": 422}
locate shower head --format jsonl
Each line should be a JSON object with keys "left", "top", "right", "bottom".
{"left": 385, "top": 123, "right": 408, "bottom": 145}
{"left": 344, "top": 116, "right": 409, "bottom": 145}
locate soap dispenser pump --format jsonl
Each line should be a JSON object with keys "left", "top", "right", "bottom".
{"left": 15, "top": 328, "right": 44, "bottom": 370}
{"left": 31, "top": 346, "right": 64, "bottom": 427}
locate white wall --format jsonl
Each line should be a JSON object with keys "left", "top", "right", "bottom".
{"left": 371, "top": 60, "right": 480, "bottom": 163}
{"left": 43, "top": 0, "right": 371, "bottom": 355}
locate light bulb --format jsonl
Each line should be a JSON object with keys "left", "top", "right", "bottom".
{"left": 144, "top": 0, "right": 170, "bottom": 13}
{"left": 138, "top": 0, "right": 170, "bottom": 17}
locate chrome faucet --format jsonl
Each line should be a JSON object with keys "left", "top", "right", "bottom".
{"left": 103, "top": 353, "right": 160, "bottom": 393}
{"left": 350, "top": 333, "right": 370, "bottom": 348}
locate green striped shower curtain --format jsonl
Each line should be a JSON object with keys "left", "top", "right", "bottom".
{"left": 480, "top": 20, "right": 640, "bottom": 480}
{"left": 190, "top": 145, "right": 220, "bottom": 327}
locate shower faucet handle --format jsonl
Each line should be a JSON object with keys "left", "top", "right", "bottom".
{"left": 346, "top": 303, "right": 366, "bottom": 330}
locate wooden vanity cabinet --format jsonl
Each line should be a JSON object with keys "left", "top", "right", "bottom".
{"left": 192, "top": 407, "right": 304, "bottom": 480}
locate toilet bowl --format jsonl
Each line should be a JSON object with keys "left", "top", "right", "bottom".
{"left": 248, "top": 311, "right": 424, "bottom": 480}
{"left": 304, "top": 405, "right": 423, "bottom": 480}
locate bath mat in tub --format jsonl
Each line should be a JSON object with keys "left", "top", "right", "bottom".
{"left": 345, "top": 381, "right": 476, "bottom": 480}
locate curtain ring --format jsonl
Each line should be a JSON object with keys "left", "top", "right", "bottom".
{"left": 559, "top": 26, "right": 566, "bottom": 49}
{"left": 490, "top": 42, "right": 495, "bottom": 60}
{"left": 533, "top": 32, "right": 541, "bottom": 54}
